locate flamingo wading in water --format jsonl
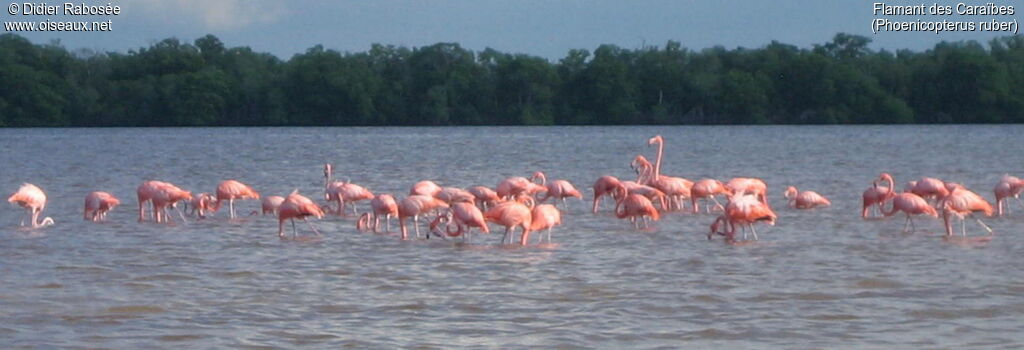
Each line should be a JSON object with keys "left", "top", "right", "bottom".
{"left": 215, "top": 180, "right": 260, "bottom": 219}
{"left": 8, "top": 183, "right": 53, "bottom": 228}
{"left": 84, "top": 191, "right": 120, "bottom": 222}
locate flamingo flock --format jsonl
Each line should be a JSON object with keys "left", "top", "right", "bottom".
{"left": 6, "top": 134, "right": 1020, "bottom": 246}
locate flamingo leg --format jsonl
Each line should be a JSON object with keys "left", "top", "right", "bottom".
{"left": 292, "top": 218, "right": 298, "bottom": 238}
{"left": 971, "top": 214, "right": 993, "bottom": 234}
{"left": 547, "top": 227, "right": 553, "bottom": 243}
{"left": 961, "top": 216, "right": 966, "bottom": 237}
{"left": 414, "top": 215, "right": 421, "bottom": 238}
{"left": 176, "top": 206, "right": 189, "bottom": 225}
{"left": 902, "top": 215, "right": 910, "bottom": 232}
{"left": 710, "top": 197, "right": 724, "bottom": 212}
{"left": 750, "top": 224, "right": 759, "bottom": 241}
{"left": 305, "top": 218, "right": 321, "bottom": 236}
{"left": 909, "top": 215, "right": 916, "bottom": 232}
{"left": 229, "top": 199, "right": 236, "bottom": 219}
{"left": 501, "top": 226, "right": 511, "bottom": 244}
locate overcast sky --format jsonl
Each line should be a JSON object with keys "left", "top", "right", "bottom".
{"left": 4, "top": 0, "right": 1022, "bottom": 60}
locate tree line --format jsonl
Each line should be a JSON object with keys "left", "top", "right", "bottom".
{"left": 2, "top": 32, "right": 1023, "bottom": 127}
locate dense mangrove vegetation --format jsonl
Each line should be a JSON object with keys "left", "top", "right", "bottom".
{"left": 2, "top": 32, "right": 1023, "bottom": 126}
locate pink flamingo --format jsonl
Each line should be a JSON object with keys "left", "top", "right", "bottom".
{"left": 214, "top": 180, "right": 260, "bottom": 218}
{"left": 8, "top": 183, "right": 53, "bottom": 228}
{"left": 152, "top": 183, "right": 192, "bottom": 224}
{"left": 726, "top": 177, "right": 769, "bottom": 205}
{"left": 644, "top": 137, "right": 694, "bottom": 211}
{"left": 910, "top": 177, "right": 949, "bottom": 204}
{"left": 261, "top": 195, "right": 286, "bottom": 216}
{"left": 484, "top": 196, "right": 533, "bottom": 245}
{"left": 137, "top": 180, "right": 165, "bottom": 222}
{"left": 882, "top": 188, "right": 937, "bottom": 232}
{"left": 496, "top": 174, "right": 546, "bottom": 200}
{"left": 592, "top": 175, "right": 622, "bottom": 213}
{"left": 527, "top": 204, "right": 562, "bottom": 244}
{"left": 535, "top": 173, "right": 582, "bottom": 209}
{"left": 994, "top": 175, "right": 1024, "bottom": 216}
{"left": 398, "top": 194, "right": 449, "bottom": 240}
{"left": 620, "top": 181, "right": 669, "bottom": 211}
{"left": 783, "top": 186, "right": 831, "bottom": 209}
{"left": 84, "top": 191, "right": 120, "bottom": 222}
{"left": 941, "top": 184, "right": 994, "bottom": 237}
{"left": 357, "top": 194, "right": 399, "bottom": 233}
{"left": 277, "top": 190, "right": 325, "bottom": 238}
{"left": 189, "top": 192, "right": 218, "bottom": 218}
{"left": 613, "top": 183, "right": 660, "bottom": 229}
{"left": 326, "top": 181, "right": 374, "bottom": 216}
{"left": 137, "top": 181, "right": 191, "bottom": 223}
{"left": 862, "top": 173, "right": 897, "bottom": 218}
{"left": 690, "top": 178, "right": 732, "bottom": 213}
{"left": 722, "top": 192, "right": 777, "bottom": 241}
{"left": 431, "top": 202, "right": 490, "bottom": 241}
{"left": 468, "top": 186, "right": 501, "bottom": 210}
{"left": 410, "top": 180, "right": 443, "bottom": 197}
{"left": 436, "top": 187, "right": 476, "bottom": 204}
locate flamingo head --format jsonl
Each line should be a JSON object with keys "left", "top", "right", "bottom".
{"left": 631, "top": 155, "right": 650, "bottom": 171}
{"left": 784, "top": 186, "right": 797, "bottom": 199}
{"left": 647, "top": 135, "right": 663, "bottom": 146}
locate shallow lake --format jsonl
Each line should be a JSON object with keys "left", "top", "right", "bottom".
{"left": 2, "top": 125, "right": 1023, "bottom": 348}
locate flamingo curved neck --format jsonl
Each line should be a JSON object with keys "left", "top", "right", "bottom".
{"left": 653, "top": 140, "right": 663, "bottom": 180}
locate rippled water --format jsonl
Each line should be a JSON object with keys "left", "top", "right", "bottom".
{"left": 2, "top": 125, "right": 1024, "bottom": 348}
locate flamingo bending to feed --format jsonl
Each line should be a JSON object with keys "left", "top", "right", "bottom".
{"left": 357, "top": 194, "right": 399, "bottom": 233}
{"left": 726, "top": 177, "right": 769, "bottom": 205}
{"left": 994, "top": 175, "right": 1024, "bottom": 216}
{"left": 398, "top": 194, "right": 449, "bottom": 240}
{"left": 468, "top": 186, "right": 501, "bottom": 210}
{"left": 189, "top": 192, "right": 218, "bottom": 218}
{"left": 592, "top": 175, "right": 622, "bottom": 213}
{"left": 410, "top": 180, "right": 443, "bottom": 197}
{"left": 496, "top": 174, "right": 546, "bottom": 200}
{"left": 430, "top": 202, "right": 490, "bottom": 241}
{"left": 261, "top": 195, "right": 286, "bottom": 216}
{"left": 690, "top": 179, "right": 732, "bottom": 213}
{"left": 527, "top": 204, "right": 562, "bottom": 244}
{"left": 326, "top": 181, "right": 373, "bottom": 216}
{"left": 215, "top": 180, "right": 260, "bottom": 219}
{"left": 436, "top": 187, "right": 476, "bottom": 204}
{"left": 613, "top": 184, "right": 660, "bottom": 229}
{"left": 8, "top": 183, "right": 53, "bottom": 228}
{"left": 881, "top": 183, "right": 937, "bottom": 232}
{"left": 138, "top": 181, "right": 192, "bottom": 223}
{"left": 485, "top": 196, "right": 533, "bottom": 245}
{"left": 941, "top": 184, "right": 994, "bottom": 237}
{"left": 910, "top": 177, "right": 950, "bottom": 204}
{"left": 862, "top": 173, "right": 897, "bottom": 218}
{"left": 277, "top": 190, "right": 325, "bottom": 238}
{"left": 84, "top": 191, "right": 120, "bottom": 222}
{"left": 719, "top": 192, "right": 777, "bottom": 241}
{"left": 783, "top": 186, "right": 831, "bottom": 209}
{"left": 536, "top": 175, "right": 582, "bottom": 209}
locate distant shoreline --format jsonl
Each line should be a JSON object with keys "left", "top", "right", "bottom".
{"left": 2, "top": 32, "right": 1023, "bottom": 127}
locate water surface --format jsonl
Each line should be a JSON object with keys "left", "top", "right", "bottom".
{"left": 2, "top": 126, "right": 1023, "bottom": 348}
